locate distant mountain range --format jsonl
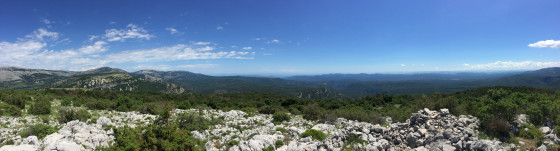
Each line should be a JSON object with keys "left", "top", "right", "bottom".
{"left": 1, "top": 66, "right": 559, "bottom": 98}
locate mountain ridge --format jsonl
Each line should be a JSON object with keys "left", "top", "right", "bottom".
{"left": 1, "top": 66, "right": 560, "bottom": 97}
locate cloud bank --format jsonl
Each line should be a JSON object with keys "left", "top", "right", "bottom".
{"left": 528, "top": 40, "right": 560, "bottom": 48}
{"left": 0, "top": 26, "right": 255, "bottom": 71}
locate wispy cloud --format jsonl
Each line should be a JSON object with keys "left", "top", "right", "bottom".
{"left": 41, "top": 19, "right": 54, "bottom": 24}
{"left": 0, "top": 28, "right": 255, "bottom": 71}
{"left": 105, "top": 24, "right": 153, "bottom": 42}
{"left": 216, "top": 26, "right": 224, "bottom": 30}
{"left": 166, "top": 27, "right": 179, "bottom": 35}
{"left": 267, "top": 39, "right": 281, "bottom": 44}
{"left": 528, "top": 40, "right": 560, "bottom": 48}
{"left": 463, "top": 61, "right": 560, "bottom": 70}
{"left": 177, "top": 64, "right": 217, "bottom": 69}
{"left": 400, "top": 64, "right": 406, "bottom": 67}
{"left": 104, "top": 44, "right": 255, "bottom": 63}
{"left": 194, "top": 42, "right": 211, "bottom": 45}
{"left": 78, "top": 41, "right": 108, "bottom": 54}
{"left": 25, "top": 28, "right": 59, "bottom": 41}
{"left": 242, "top": 46, "right": 252, "bottom": 50}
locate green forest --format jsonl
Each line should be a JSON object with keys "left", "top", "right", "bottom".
{"left": 1, "top": 86, "right": 559, "bottom": 150}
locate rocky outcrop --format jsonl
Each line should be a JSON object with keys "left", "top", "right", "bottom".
{"left": 191, "top": 108, "right": 518, "bottom": 151}
{"left": 0, "top": 109, "right": 155, "bottom": 151}
{"left": 3, "top": 108, "right": 558, "bottom": 151}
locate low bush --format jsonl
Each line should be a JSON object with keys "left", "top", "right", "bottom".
{"left": 300, "top": 129, "right": 326, "bottom": 141}
{"left": 519, "top": 123, "right": 544, "bottom": 141}
{"left": 57, "top": 107, "right": 91, "bottom": 123}
{"left": 4, "top": 105, "right": 22, "bottom": 116}
{"left": 19, "top": 124, "right": 58, "bottom": 139}
{"left": 175, "top": 111, "right": 213, "bottom": 131}
{"left": 302, "top": 104, "right": 321, "bottom": 120}
{"left": 29, "top": 98, "right": 51, "bottom": 115}
{"left": 262, "top": 146, "right": 274, "bottom": 151}
{"left": 275, "top": 140, "right": 284, "bottom": 148}
{"left": 105, "top": 108, "right": 205, "bottom": 151}
{"left": 487, "top": 118, "right": 511, "bottom": 140}
{"left": 272, "top": 112, "right": 290, "bottom": 123}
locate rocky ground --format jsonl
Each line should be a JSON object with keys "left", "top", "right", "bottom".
{"left": 1, "top": 107, "right": 559, "bottom": 151}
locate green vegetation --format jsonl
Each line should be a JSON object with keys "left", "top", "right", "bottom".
{"left": 272, "top": 112, "right": 290, "bottom": 123}
{"left": 301, "top": 129, "right": 326, "bottom": 141}
{"left": 262, "top": 146, "right": 274, "bottom": 151}
{"left": 57, "top": 107, "right": 91, "bottom": 123}
{"left": 175, "top": 111, "right": 219, "bottom": 131}
{"left": 519, "top": 123, "right": 544, "bottom": 141}
{"left": 29, "top": 96, "right": 51, "bottom": 115}
{"left": 275, "top": 140, "right": 284, "bottom": 148}
{"left": 104, "top": 107, "right": 205, "bottom": 151}
{"left": 0, "top": 85, "right": 559, "bottom": 146}
{"left": 19, "top": 124, "right": 58, "bottom": 139}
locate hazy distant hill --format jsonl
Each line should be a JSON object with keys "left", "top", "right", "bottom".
{"left": 132, "top": 70, "right": 343, "bottom": 98}
{"left": 1, "top": 66, "right": 559, "bottom": 98}
{"left": 284, "top": 68, "right": 560, "bottom": 96}
{"left": 286, "top": 72, "right": 519, "bottom": 82}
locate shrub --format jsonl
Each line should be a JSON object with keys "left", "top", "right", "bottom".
{"left": 272, "top": 112, "right": 290, "bottom": 123}
{"left": 175, "top": 111, "right": 212, "bottom": 131}
{"left": 4, "top": 105, "right": 22, "bottom": 116}
{"left": 57, "top": 107, "right": 91, "bottom": 123}
{"left": 302, "top": 104, "right": 321, "bottom": 120}
{"left": 105, "top": 109, "right": 205, "bottom": 151}
{"left": 259, "top": 106, "right": 279, "bottom": 114}
{"left": 519, "top": 123, "right": 544, "bottom": 140}
{"left": 487, "top": 118, "right": 510, "bottom": 140}
{"left": 29, "top": 98, "right": 51, "bottom": 115}
{"left": 275, "top": 140, "right": 284, "bottom": 148}
{"left": 346, "top": 133, "right": 366, "bottom": 144}
{"left": 2, "top": 94, "right": 26, "bottom": 109}
{"left": 19, "top": 124, "right": 58, "bottom": 139}
{"left": 300, "top": 129, "right": 326, "bottom": 141}
{"left": 227, "top": 140, "right": 239, "bottom": 147}
{"left": 262, "top": 146, "right": 274, "bottom": 151}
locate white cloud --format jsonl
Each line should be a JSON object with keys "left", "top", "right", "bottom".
{"left": 463, "top": 61, "right": 560, "bottom": 70}
{"left": 216, "top": 26, "right": 224, "bottom": 30}
{"left": 105, "top": 24, "right": 153, "bottom": 42}
{"left": 253, "top": 38, "right": 262, "bottom": 41}
{"left": 41, "top": 19, "right": 54, "bottom": 24}
{"left": 109, "top": 21, "right": 117, "bottom": 25}
{"left": 0, "top": 28, "right": 255, "bottom": 71}
{"left": 400, "top": 64, "right": 406, "bottom": 67}
{"left": 266, "top": 39, "right": 281, "bottom": 44}
{"left": 529, "top": 40, "right": 560, "bottom": 48}
{"left": 242, "top": 46, "right": 252, "bottom": 50}
{"left": 133, "top": 64, "right": 172, "bottom": 70}
{"left": 26, "top": 28, "right": 59, "bottom": 41}
{"left": 103, "top": 44, "right": 254, "bottom": 64}
{"left": 166, "top": 27, "right": 179, "bottom": 35}
{"left": 177, "top": 64, "right": 217, "bottom": 69}
{"left": 88, "top": 35, "right": 99, "bottom": 41}
{"left": 53, "top": 38, "right": 71, "bottom": 46}
{"left": 78, "top": 41, "right": 108, "bottom": 54}
{"left": 194, "top": 42, "right": 211, "bottom": 45}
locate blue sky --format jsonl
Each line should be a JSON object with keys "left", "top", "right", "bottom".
{"left": 1, "top": 0, "right": 559, "bottom": 75}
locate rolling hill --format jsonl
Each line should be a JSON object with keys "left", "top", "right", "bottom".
{"left": 1, "top": 66, "right": 559, "bottom": 98}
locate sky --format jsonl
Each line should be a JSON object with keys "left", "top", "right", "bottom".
{"left": 0, "top": 0, "right": 559, "bottom": 76}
